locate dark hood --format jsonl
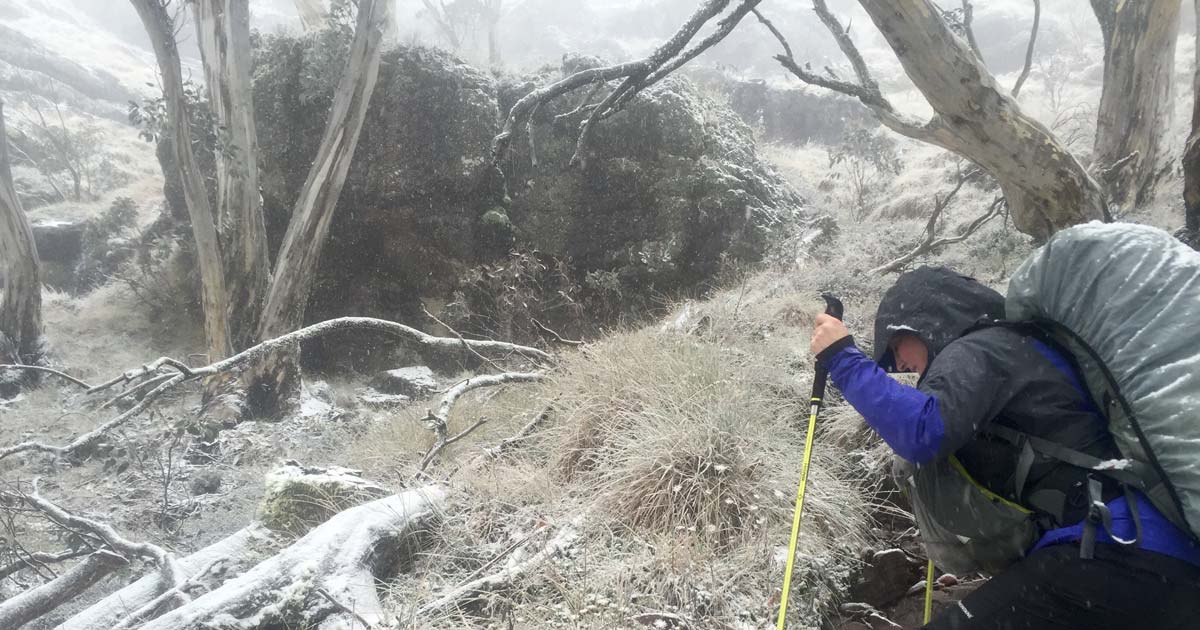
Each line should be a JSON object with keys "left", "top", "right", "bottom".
{"left": 873, "top": 267, "right": 1005, "bottom": 371}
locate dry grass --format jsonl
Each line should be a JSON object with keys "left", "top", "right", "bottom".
{"left": 362, "top": 301, "right": 877, "bottom": 628}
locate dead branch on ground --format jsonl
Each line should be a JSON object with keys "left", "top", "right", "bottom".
{"left": 532, "top": 318, "right": 584, "bottom": 346}
{"left": 417, "top": 515, "right": 583, "bottom": 617}
{"left": 417, "top": 371, "right": 546, "bottom": 473}
{"left": 493, "top": 0, "right": 762, "bottom": 168}
{"left": 0, "top": 317, "right": 551, "bottom": 463}
{"left": 22, "top": 482, "right": 186, "bottom": 599}
{"left": 0, "top": 548, "right": 89, "bottom": 581}
{"left": 0, "top": 365, "right": 91, "bottom": 389}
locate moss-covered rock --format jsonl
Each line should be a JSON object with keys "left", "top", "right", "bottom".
{"left": 252, "top": 40, "right": 803, "bottom": 349}
{"left": 257, "top": 461, "right": 388, "bottom": 535}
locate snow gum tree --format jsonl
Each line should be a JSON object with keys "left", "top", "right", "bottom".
{"left": 0, "top": 101, "right": 44, "bottom": 367}
{"left": 1091, "top": 0, "right": 1182, "bottom": 210}
{"left": 130, "top": 0, "right": 390, "bottom": 413}
{"left": 755, "top": 0, "right": 1107, "bottom": 240}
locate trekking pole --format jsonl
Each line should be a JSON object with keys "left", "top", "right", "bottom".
{"left": 776, "top": 293, "right": 844, "bottom": 630}
{"left": 923, "top": 558, "right": 935, "bottom": 625}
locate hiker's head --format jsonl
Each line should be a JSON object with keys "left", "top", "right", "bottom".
{"left": 888, "top": 333, "right": 929, "bottom": 374}
{"left": 874, "top": 267, "right": 1005, "bottom": 373}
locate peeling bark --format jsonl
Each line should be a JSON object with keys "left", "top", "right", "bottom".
{"left": 0, "top": 102, "right": 42, "bottom": 366}
{"left": 192, "top": 0, "right": 270, "bottom": 352}
{"left": 1091, "top": 0, "right": 1181, "bottom": 209}
{"left": 130, "top": 0, "right": 232, "bottom": 360}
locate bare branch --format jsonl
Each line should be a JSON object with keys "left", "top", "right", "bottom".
{"left": 417, "top": 371, "right": 545, "bottom": 472}
{"left": 872, "top": 194, "right": 1004, "bottom": 275}
{"left": 494, "top": 0, "right": 762, "bottom": 167}
{"left": 754, "top": 6, "right": 945, "bottom": 144}
{"left": 315, "top": 588, "right": 379, "bottom": 630}
{"left": 23, "top": 483, "right": 186, "bottom": 603}
{"left": 97, "top": 373, "right": 175, "bottom": 411}
{"left": 0, "top": 317, "right": 552, "bottom": 465}
{"left": 418, "top": 515, "right": 584, "bottom": 617}
{"left": 1011, "top": 0, "right": 1041, "bottom": 99}
{"left": 483, "top": 403, "right": 553, "bottom": 459}
{"left": 812, "top": 0, "right": 877, "bottom": 92}
{"left": 0, "top": 548, "right": 90, "bottom": 581}
{"left": 423, "top": 305, "right": 505, "bottom": 373}
{"left": 0, "top": 365, "right": 91, "bottom": 389}
{"left": 531, "top": 318, "right": 583, "bottom": 346}
{"left": 553, "top": 80, "right": 605, "bottom": 123}
{"left": 961, "top": 0, "right": 983, "bottom": 60}
{"left": 0, "top": 373, "right": 186, "bottom": 462}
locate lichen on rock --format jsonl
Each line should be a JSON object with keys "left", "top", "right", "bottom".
{"left": 257, "top": 461, "right": 389, "bottom": 535}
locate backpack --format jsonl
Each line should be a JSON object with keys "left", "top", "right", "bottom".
{"left": 899, "top": 222, "right": 1200, "bottom": 575}
{"left": 1005, "top": 221, "right": 1200, "bottom": 542}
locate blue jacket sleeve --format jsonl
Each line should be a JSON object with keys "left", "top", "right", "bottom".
{"left": 821, "top": 342, "right": 945, "bottom": 464}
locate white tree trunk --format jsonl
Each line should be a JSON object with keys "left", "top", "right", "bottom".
{"left": 1181, "top": 0, "right": 1200, "bottom": 242}
{"left": 1092, "top": 0, "right": 1182, "bottom": 210}
{"left": 192, "top": 0, "right": 270, "bottom": 352}
{"left": 857, "top": 0, "right": 1107, "bottom": 239}
{"left": 130, "top": 0, "right": 232, "bottom": 360}
{"left": 250, "top": 0, "right": 390, "bottom": 411}
{"left": 259, "top": 0, "right": 389, "bottom": 338}
{"left": 0, "top": 101, "right": 43, "bottom": 365}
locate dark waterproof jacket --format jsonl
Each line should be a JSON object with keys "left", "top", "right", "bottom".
{"left": 824, "top": 267, "right": 1119, "bottom": 526}
{"left": 820, "top": 267, "right": 1200, "bottom": 571}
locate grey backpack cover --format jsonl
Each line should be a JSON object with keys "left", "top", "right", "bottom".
{"left": 1006, "top": 221, "right": 1200, "bottom": 539}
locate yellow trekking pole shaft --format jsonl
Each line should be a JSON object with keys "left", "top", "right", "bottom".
{"left": 923, "top": 558, "right": 936, "bottom": 625}
{"left": 776, "top": 294, "right": 843, "bottom": 630}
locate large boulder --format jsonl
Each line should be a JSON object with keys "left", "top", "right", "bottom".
{"left": 498, "top": 66, "right": 804, "bottom": 292}
{"left": 252, "top": 38, "right": 803, "bottom": 350}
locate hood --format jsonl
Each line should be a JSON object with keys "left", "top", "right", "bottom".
{"left": 873, "top": 266, "right": 1005, "bottom": 371}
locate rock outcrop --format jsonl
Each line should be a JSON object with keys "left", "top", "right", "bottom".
{"left": 252, "top": 40, "right": 804, "bottom": 351}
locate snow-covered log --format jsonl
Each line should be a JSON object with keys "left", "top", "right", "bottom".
{"left": 132, "top": 486, "right": 446, "bottom": 630}
{"left": 0, "top": 550, "right": 126, "bottom": 630}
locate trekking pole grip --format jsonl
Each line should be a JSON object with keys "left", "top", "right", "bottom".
{"left": 812, "top": 293, "right": 845, "bottom": 405}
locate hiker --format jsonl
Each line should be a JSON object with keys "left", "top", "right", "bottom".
{"left": 810, "top": 266, "right": 1200, "bottom": 629}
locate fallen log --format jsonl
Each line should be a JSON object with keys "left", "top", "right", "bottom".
{"left": 0, "top": 550, "right": 126, "bottom": 630}
{"left": 130, "top": 486, "right": 446, "bottom": 630}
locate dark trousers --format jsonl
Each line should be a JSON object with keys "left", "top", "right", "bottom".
{"left": 926, "top": 543, "right": 1200, "bottom": 630}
